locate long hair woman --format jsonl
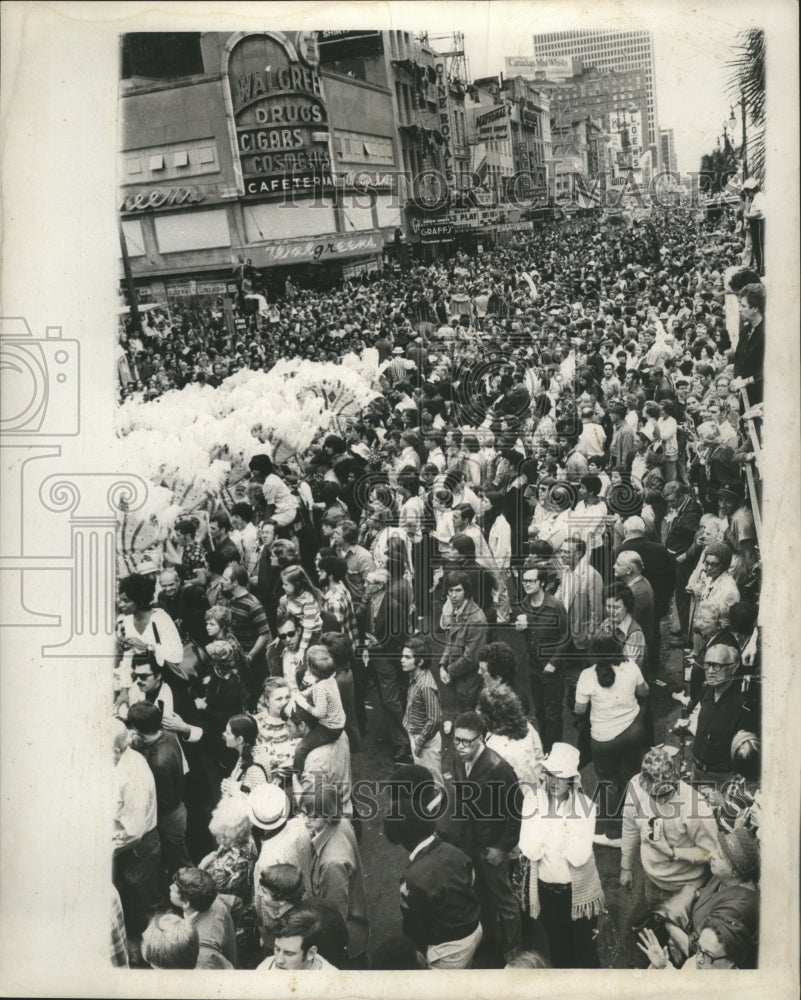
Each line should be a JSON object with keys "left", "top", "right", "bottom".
{"left": 221, "top": 713, "right": 270, "bottom": 798}
{"left": 574, "top": 634, "right": 648, "bottom": 846}
{"left": 478, "top": 678, "right": 543, "bottom": 787}
{"left": 278, "top": 564, "right": 324, "bottom": 662}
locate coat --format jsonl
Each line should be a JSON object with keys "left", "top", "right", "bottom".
{"left": 438, "top": 599, "right": 487, "bottom": 706}
{"left": 451, "top": 744, "right": 522, "bottom": 856}
{"left": 310, "top": 819, "right": 370, "bottom": 959}
{"left": 618, "top": 537, "right": 675, "bottom": 619}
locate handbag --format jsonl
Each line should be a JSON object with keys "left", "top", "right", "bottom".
{"left": 174, "top": 640, "right": 210, "bottom": 683}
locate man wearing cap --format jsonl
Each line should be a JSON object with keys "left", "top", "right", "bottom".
{"left": 250, "top": 784, "right": 313, "bottom": 942}
{"left": 620, "top": 746, "right": 718, "bottom": 907}
{"left": 691, "top": 638, "right": 759, "bottom": 789}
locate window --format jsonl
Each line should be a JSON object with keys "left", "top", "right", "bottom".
{"left": 121, "top": 32, "right": 204, "bottom": 79}
{"left": 155, "top": 209, "right": 231, "bottom": 253}
{"left": 173, "top": 150, "right": 189, "bottom": 168}
{"left": 149, "top": 154, "right": 165, "bottom": 171}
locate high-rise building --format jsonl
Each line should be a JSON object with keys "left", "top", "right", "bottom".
{"left": 660, "top": 127, "right": 678, "bottom": 173}
{"left": 531, "top": 29, "right": 659, "bottom": 155}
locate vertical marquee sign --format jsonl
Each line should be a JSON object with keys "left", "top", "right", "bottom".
{"left": 434, "top": 61, "right": 456, "bottom": 190}
{"left": 224, "top": 32, "right": 332, "bottom": 197}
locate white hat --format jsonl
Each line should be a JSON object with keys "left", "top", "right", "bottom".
{"left": 542, "top": 742, "right": 581, "bottom": 778}
{"left": 350, "top": 442, "right": 371, "bottom": 461}
{"left": 742, "top": 178, "right": 759, "bottom": 190}
{"left": 392, "top": 345, "right": 405, "bottom": 355}
{"left": 248, "top": 784, "right": 290, "bottom": 831}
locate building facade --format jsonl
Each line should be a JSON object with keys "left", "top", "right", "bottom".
{"left": 119, "top": 30, "right": 421, "bottom": 309}
{"left": 660, "top": 127, "right": 678, "bottom": 174}
{"left": 531, "top": 29, "right": 659, "bottom": 157}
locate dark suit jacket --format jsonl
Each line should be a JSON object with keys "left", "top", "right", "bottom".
{"left": 664, "top": 498, "right": 703, "bottom": 556}
{"left": 628, "top": 575, "right": 655, "bottom": 639}
{"left": 452, "top": 744, "right": 522, "bottom": 855}
{"left": 618, "top": 537, "right": 675, "bottom": 618}
{"left": 357, "top": 592, "right": 407, "bottom": 656}
{"left": 158, "top": 585, "right": 209, "bottom": 646}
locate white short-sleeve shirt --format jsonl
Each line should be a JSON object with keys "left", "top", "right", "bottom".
{"left": 575, "top": 660, "right": 645, "bottom": 742}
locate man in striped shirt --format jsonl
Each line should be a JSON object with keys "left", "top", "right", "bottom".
{"left": 402, "top": 636, "right": 442, "bottom": 784}
{"left": 219, "top": 564, "right": 271, "bottom": 708}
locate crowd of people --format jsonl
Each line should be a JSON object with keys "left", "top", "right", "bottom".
{"left": 113, "top": 207, "right": 764, "bottom": 972}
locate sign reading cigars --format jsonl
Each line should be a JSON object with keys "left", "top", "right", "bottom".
{"left": 227, "top": 32, "right": 333, "bottom": 197}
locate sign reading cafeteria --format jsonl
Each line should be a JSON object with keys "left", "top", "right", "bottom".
{"left": 224, "top": 31, "right": 333, "bottom": 197}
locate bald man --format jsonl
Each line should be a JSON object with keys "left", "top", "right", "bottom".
{"left": 613, "top": 550, "right": 656, "bottom": 677}
{"left": 617, "top": 516, "right": 675, "bottom": 621}
{"left": 157, "top": 567, "right": 210, "bottom": 647}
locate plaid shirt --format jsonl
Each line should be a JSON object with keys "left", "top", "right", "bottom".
{"left": 181, "top": 540, "right": 206, "bottom": 575}
{"left": 323, "top": 581, "right": 358, "bottom": 648}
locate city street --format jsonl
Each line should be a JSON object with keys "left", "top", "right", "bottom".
{"left": 354, "top": 618, "right": 687, "bottom": 968}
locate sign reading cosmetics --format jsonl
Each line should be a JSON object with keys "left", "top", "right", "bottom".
{"left": 225, "top": 32, "right": 333, "bottom": 197}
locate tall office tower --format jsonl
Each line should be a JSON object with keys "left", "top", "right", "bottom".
{"left": 531, "top": 29, "right": 659, "bottom": 155}
{"left": 660, "top": 127, "right": 678, "bottom": 173}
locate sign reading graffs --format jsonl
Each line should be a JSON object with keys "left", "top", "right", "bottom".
{"left": 227, "top": 32, "right": 333, "bottom": 197}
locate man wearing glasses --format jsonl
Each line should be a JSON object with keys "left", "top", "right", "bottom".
{"left": 267, "top": 613, "right": 305, "bottom": 692}
{"left": 451, "top": 711, "right": 522, "bottom": 964}
{"left": 692, "top": 639, "right": 759, "bottom": 789}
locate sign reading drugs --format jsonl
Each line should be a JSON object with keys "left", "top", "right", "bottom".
{"left": 476, "top": 104, "right": 510, "bottom": 142}
{"left": 226, "top": 32, "right": 333, "bottom": 197}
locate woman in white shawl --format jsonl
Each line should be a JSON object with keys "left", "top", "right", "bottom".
{"left": 517, "top": 742, "right": 604, "bottom": 967}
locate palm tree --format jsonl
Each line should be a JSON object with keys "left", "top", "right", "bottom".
{"left": 726, "top": 28, "right": 765, "bottom": 184}
{"left": 698, "top": 148, "right": 737, "bottom": 194}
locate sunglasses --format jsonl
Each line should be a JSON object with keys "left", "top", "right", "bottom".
{"left": 278, "top": 630, "right": 297, "bottom": 639}
{"left": 132, "top": 671, "right": 154, "bottom": 680}
{"left": 453, "top": 734, "right": 481, "bottom": 747}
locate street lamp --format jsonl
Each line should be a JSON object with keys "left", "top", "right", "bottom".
{"left": 728, "top": 98, "right": 748, "bottom": 179}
